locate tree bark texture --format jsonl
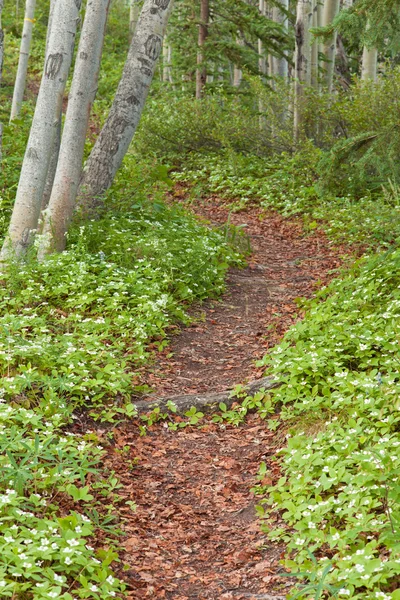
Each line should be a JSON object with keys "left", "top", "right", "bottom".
{"left": 322, "top": 0, "right": 340, "bottom": 92}
{"left": 311, "top": 0, "right": 319, "bottom": 88}
{"left": 38, "top": 0, "right": 111, "bottom": 259}
{"left": 294, "top": 0, "right": 313, "bottom": 140}
{"left": 1, "top": 0, "right": 81, "bottom": 260}
{"left": 163, "top": 36, "right": 173, "bottom": 82}
{"left": 130, "top": 0, "right": 140, "bottom": 38}
{"left": 78, "top": 0, "right": 174, "bottom": 208}
{"left": 272, "top": 0, "right": 289, "bottom": 80}
{"left": 10, "top": 0, "right": 37, "bottom": 122}
{"left": 195, "top": 0, "right": 209, "bottom": 99}
{"left": 41, "top": 0, "right": 60, "bottom": 217}
{"left": 361, "top": 21, "right": 377, "bottom": 81}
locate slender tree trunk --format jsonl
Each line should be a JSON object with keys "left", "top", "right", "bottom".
{"left": 38, "top": 0, "right": 111, "bottom": 259}
{"left": 361, "top": 21, "right": 377, "bottom": 81}
{"left": 361, "top": 46, "right": 378, "bottom": 81}
{"left": 196, "top": 0, "right": 209, "bottom": 99}
{"left": 1, "top": 0, "right": 81, "bottom": 260}
{"left": 311, "top": 0, "right": 319, "bottom": 88}
{"left": 272, "top": 0, "right": 289, "bottom": 80}
{"left": 294, "top": 0, "right": 313, "bottom": 141}
{"left": 163, "top": 37, "right": 172, "bottom": 82}
{"left": 130, "top": 0, "right": 140, "bottom": 38}
{"left": 258, "top": 0, "right": 266, "bottom": 77}
{"left": 233, "top": 37, "right": 244, "bottom": 87}
{"left": 40, "top": 0, "right": 60, "bottom": 217}
{"left": 78, "top": 0, "right": 174, "bottom": 208}
{"left": 322, "top": 0, "right": 340, "bottom": 92}
{"left": 10, "top": 0, "right": 37, "bottom": 122}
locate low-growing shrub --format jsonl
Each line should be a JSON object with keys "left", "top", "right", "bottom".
{"left": 255, "top": 248, "right": 400, "bottom": 598}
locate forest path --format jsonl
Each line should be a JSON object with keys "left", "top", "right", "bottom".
{"left": 106, "top": 197, "right": 346, "bottom": 600}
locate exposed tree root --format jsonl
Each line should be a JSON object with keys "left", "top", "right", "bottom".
{"left": 134, "top": 376, "right": 279, "bottom": 414}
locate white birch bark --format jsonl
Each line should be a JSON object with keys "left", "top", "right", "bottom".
{"left": 272, "top": 0, "right": 289, "bottom": 80}
{"left": 1, "top": 0, "right": 81, "bottom": 260}
{"left": 294, "top": 0, "right": 313, "bottom": 140}
{"left": 38, "top": 0, "right": 111, "bottom": 258}
{"left": 361, "top": 21, "right": 377, "bottom": 81}
{"left": 10, "top": 0, "right": 37, "bottom": 122}
{"left": 130, "top": 0, "right": 140, "bottom": 38}
{"left": 322, "top": 0, "right": 340, "bottom": 92}
{"left": 78, "top": 0, "right": 174, "bottom": 206}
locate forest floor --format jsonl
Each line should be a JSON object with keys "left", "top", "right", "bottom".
{"left": 99, "top": 195, "right": 350, "bottom": 600}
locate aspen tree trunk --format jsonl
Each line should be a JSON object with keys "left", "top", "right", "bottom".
{"left": 40, "top": 0, "right": 60, "bottom": 217}
{"left": 322, "top": 0, "right": 340, "bottom": 92}
{"left": 196, "top": 0, "right": 209, "bottom": 98}
{"left": 361, "top": 21, "right": 377, "bottom": 81}
{"left": 162, "top": 37, "right": 172, "bottom": 82}
{"left": 294, "top": 0, "right": 313, "bottom": 141}
{"left": 311, "top": 0, "right": 319, "bottom": 88}
{"left": 258, "top": 0, "right": 267, "bottom": 130}
{"left": 38, "top": 0, "right": 111, "bottom": 259}
{"left": 130, "top": 0, "right": 140, "bottom": 38}
{"left": 361, "top": 46, "right": 378, "bottom": 81}
{"left": 1, "top": 0, "right": 81, "bottom": 260}
{"left": 10, "top": 0, "right": 37, "bottom": 122}
{"left": 258, "top": 0, "right": 266, "bottom": 77}
{"left": 233, "top": 38, "right": 244, "bottom": 87}
{"left": 272, "top": 0, "right": 289, "bottom": 80}
{"left": 78, "top": 0, "right": 174, "bottom": 207}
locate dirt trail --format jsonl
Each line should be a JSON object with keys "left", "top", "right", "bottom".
{"left": 105, "top": 198, "right": 348, "bottom": 599}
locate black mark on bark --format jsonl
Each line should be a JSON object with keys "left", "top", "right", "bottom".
{"left": 144, "top": 35, "right": 162, "bottom": 61}
{"left": 101, "top": 118, "right": 129, "bottom": 157}
{"left": 138, "top": 56, "right": 152, "bottom": 76}
{"left": 27, "top": 147, "right": 39, "bottom": 161}
{"left": 45, "top": 53, "right": 63, "bottom": 79}
{"left": 127, "top": 95, "right": 140, "bottom": 106}
{"left": 151, "top": 0, "right": 170, "bottom": 13}
{"left": 75, "top": 0, "right": 82, "bottom": 9}
{"left": 80, "top": 51, "right": 88, "bottom": 60}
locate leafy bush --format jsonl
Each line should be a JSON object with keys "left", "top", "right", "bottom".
{"left": 255, "top": 248, "right": 400, "bottom": 598}
{"left": 318, "top": 70, "right": 400, "bottom": 197}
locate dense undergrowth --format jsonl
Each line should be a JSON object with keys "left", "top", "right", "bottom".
{"left": 133, "top": 66, "right": 400, "bottom": 599}
{"left": 3, "top": 1, "right": 400, "bottom": 598}
{"left": 253, "top": 249, "right": 400, "bottom": 599}
{"left": 0, "top": 6, "right": 242, "bottom": 598}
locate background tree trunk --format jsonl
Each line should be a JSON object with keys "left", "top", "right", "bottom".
{"left": 78, "top": 0, "right": 174, "bottom": 208}
{"left": 40, "top": 0, "right": 60, "bottom": 217}
{"left": 10, "top": 0, "right": 37, "bottom": 122}
{"left": 294, "top": 0, "right": 312, "bottom": 141}
{"left": 196, "top": 0, "right": 209, "bottom": 98}
{"left": 38, "top": 0, "right": 111, "bottom": 259}
{"left": 361, "top": 21, "right": 377, "bottom": 81}
{"left": 322, "top": 0, "right": 340, "bottom": 92}
{"left": 272, "top": 0, "right": 289, "bottom": 80}
{"left": 1, "top": 0, "right": 81, "bottom": 260}
{"left": 311, "top": 0, "right": 319, "bottom": 88}
{"left": 130, "top": 0, "right": 140, "bottom": 38}
{"left": 163, "top": 37, "right": 173, "bottom": 82}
